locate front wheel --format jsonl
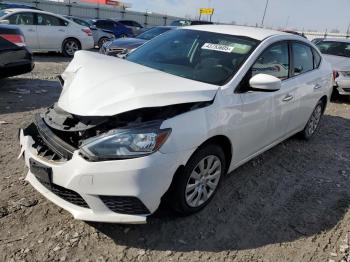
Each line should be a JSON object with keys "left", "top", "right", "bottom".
{"left": 62, "top": 39, "right": 80, "bottom": 57}
{"left": 299, "top": 100, "right": 324, "bottom": 140}
{"left": 170, "top": 144, "right": 226, "bottom": 215}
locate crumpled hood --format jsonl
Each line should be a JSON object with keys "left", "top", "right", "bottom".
{"left": 58, "top": 51, "right": 219, "bottom": 116}
{"left": 108, "top": 37, "right": 146, "bottom": 50}
{"left": 323, "top": 54, "right": 350, "bottom": 71}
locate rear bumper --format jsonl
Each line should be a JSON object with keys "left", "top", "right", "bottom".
{"left": 335, "top": 76, "right": 350, "bottom": 95}
{"left": 0, "top": 48, "right": 34, "bottom": 77}
{"left": 0, "top": 62, "right": 34, "bottom": 78}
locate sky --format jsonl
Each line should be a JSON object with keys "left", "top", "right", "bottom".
{"left": 128, "top": 0, "right": 349, "bottom": 33}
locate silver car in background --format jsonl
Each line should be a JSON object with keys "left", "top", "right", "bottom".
{"left": 64, "top": 15, "right": 115, "bottom": 48}
{"left": 316, "top": 38, "right": 350, "bottom": 97}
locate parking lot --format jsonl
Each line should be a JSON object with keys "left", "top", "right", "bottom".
{"left": 0, "top": 54, "right": 349, "bottom": 261}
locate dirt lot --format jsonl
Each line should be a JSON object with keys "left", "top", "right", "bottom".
{"left": 0, "top": 54, "right": 350, "bottom": 262}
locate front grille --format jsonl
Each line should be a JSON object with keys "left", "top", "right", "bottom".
{"left": 24, "top": 123, "right": 64, "bottom": 162}
{"left": 100, "top": 196, "right": 150, "bottom": 215}
{"left": 50, "top": 184, "right": 89, "bottom": 208}
{"left": 107, "top": 47, "right": 127, "bottom": 56}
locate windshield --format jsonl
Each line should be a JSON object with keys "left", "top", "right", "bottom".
{"left": 137, "top": 27, "right": 172, "bottom": 40}
{"left": 316, "top": 41, "right": 350, "bottom": 58}
{"left": 126, "top": 29, "right": 259, "bottom": 85}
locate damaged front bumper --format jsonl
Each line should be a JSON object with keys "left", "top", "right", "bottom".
{"left": 18, "top": 122, "right": 190, "bottom": 223}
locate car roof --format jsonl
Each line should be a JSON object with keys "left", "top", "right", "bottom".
{"left": 183, "top": 25, "right": 290, "bottom": 41}
{"left": 318, "top": 38, "right": 350, "bottom": 43}
{"left": 1, "top": 8, "right": 59, "bottom": 16}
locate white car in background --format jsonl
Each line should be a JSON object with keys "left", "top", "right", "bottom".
{"left": 0, "top": 9, "right": 94, "bottom": 57}
{"left": 316, "top": 38, "right": 350, "bottom": 97}
{"left": 19, "top": 25, "right": 332, "bottom": 223}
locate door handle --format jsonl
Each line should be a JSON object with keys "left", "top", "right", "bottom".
{"left": 314, "top": 84, "right": 322, "bottom": 89}
{"left": 28, "top": 29, "right": 35, "bottom": 32}
{"left": 58, "top": 29, "right": 65, "bottom": 32}
{"left": 282, "top": 94, "right": 294, "bottom": 102}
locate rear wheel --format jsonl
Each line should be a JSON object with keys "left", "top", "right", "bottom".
{"left": 98, "top": 37, "right": 109, "bottom": 48}
{"left": 299, "top": 100, "right": 324, "bottom": 140}
{"left": 62, "top": 38, "right": 80, "bottom": 57}
{"left": 170, "top": 144, "right": 226, "bottom": 215}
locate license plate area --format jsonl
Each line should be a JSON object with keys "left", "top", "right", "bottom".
{"left": 29, "top": 158, "right": 52, "bottom": 189}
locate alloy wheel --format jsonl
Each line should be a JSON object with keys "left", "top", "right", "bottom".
{"left": 306, "top": 104, "right": 322, "bottom": 136}
{"left": 64, "top": 40, "right": 79, "bottom": 56}
{"left": 185, "top": 155, "right": 222, "bottom": 207}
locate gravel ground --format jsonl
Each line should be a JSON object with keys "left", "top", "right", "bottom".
{"left": 0, "top": 53, "right": 350, "bottom": 262}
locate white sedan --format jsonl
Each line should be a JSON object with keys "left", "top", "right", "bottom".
{"left": 19, "top": 25, "right": 332, "bottom": 223}
{"left": 315, "top": 38, "right": 350, "bottom": 97}
{"left": 0, "top": 9, "right": 94, "bottom": 57}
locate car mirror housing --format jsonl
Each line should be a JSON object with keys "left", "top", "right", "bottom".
{"left": 249, "top": 73, "right": 281, "bottom": 91}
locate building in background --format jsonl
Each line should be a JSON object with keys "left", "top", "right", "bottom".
{"left": 49, "top": 0, "right": 131, "bottom": 9}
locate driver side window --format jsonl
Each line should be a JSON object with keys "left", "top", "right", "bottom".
{"left": 252, "top": 42, "right": 290, "bottom": 80}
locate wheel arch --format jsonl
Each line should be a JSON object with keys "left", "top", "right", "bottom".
{"left": 319, "top": 95, "right": 328, "bottom": 113}
{"left": 62, "top": 37, "right": 82, "bottom": 52}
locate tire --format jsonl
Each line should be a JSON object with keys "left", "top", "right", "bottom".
{"left": 98, "top": 37, "right": 109, "bottom": 48}
{"left": 62, "top": 38, "right": 81, "bottom": 57}
{"left": 170, "top": 144, "right": 226, "bottom": 215}
{"left": 299, "top": 100, "right": 325, "bottom": 140}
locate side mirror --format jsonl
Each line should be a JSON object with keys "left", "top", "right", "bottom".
{"left": 249, "top": 73, "right": 281, "bottom": 91}
{"left": 0, "top": 20, "right": 10, "bottom": 25}
{"left": 89, "top": 25, "right": 97, "bottom": 30}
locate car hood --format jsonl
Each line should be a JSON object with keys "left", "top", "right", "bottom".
{"left": 58, "top": 51, "right": 219, "bottom": 116}
{"left": 323, "top": 54, "right": 350, "bottom": 71}
{"left": 108, "top": 37, "right": 146, "bottom": 49}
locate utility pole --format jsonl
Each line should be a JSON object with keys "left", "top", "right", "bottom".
{"left": 261, "top": 0, "right": 269, "bottom": 27}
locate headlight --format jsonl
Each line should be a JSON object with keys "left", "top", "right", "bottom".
{"left": 80, "top": 121, "right": 171, "bottom": 161}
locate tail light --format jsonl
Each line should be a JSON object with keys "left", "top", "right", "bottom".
{"left": 333, "top": 70, "right": 339, "bottom": 80}
{"left": 82, "top": 28, "right": 92, "bottom": 36}
{"left": 0, "top": 33, "right": 25, "bottom": 47}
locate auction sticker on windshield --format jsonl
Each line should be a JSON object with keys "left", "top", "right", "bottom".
{"left": 202, "top": 43, "right": 235, "bottom": 53}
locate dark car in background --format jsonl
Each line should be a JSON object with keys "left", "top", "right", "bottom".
{"left": 0, "top": 24, "right": 34, "bottom": 78}
{"left": 90, "top": 19, "right": 133, "bottom": 39}
{"left": 64, "top": 15, "right": 115, "bottom": 48}
{"left": 0, "top": 2, "right": 41, "bottom": 10}
{"left": 118, "top": 20, "right": 143, "bottom": 35}
{"left": 170, "top": 20, "right": 213, "bottom": 26}
{"left": 100, "top": 26, "right": 175, "bottom": 56}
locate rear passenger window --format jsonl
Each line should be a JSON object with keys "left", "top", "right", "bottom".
{"left": 292, "top": 43, "right": 314, "bottom": 75}
{"left": 312, "top": 49, "right": 321, "bottom": 68}
{"left": 37, "top": 14, "right": 67, "bottom": 26}
{"left": 252, "top": 42, "right": 289, "bottom": 80}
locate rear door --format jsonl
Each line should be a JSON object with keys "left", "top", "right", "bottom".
{"left": 36, "top": 13, "right": 69, "bottom": 51}
{"left": 289, "top": 42, "right": 328, "bottom": 130}
{"left": 7, "top": 12, "right": 38, "bottom": 50}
